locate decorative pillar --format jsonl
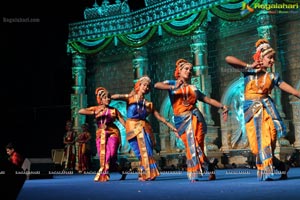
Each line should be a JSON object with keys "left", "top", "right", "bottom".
{"left": 190, "top": 21, "right": 221, "bottom": 163}
{"left": 190, "top": 21, "right": 214, "bottom": 125}
{"left": 132, "top": 47, "right": 150, "bottom": 98}
{"left": 132, "top": 47, "right": 148, "bottom": 81}
{"left": 70, "top": 53, "right": 87, "bottom": 171}
{"left": 70, "top": 53, "right": 87, "bottom": 133}
{"left": 256, "top": 5, "right": 293, "bottom": 159}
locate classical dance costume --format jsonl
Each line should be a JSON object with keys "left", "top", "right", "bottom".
{"left": 87, "top": 106, "right": 123, "bottom": 182}
{"left": 63, "top": 130, "right": 76, "bottom": 170}
{"left": 125, "top": 95, "right": 160, "bottom": 181}
{"left": 164, "top": 80, "right": 215, "bottom": 181}
{"left": 75, "top": 129, "right": 91, "bottom": 173}
{"left": 243, "top": 69, "right": 287, "bottom": 181}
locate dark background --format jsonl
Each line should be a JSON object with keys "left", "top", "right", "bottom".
{"left": 1, "top": 0, "right": 145, "bottom": 159}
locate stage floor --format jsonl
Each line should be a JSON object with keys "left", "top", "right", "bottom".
{"left": 18, "top": 167, "right": 300, "bottom": 200}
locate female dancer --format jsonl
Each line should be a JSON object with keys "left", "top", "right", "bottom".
{"left": 75, "top": 123, "right": 91, "bottom": 173}
{"left": 78, "top": 87, "right": 126, "bottom": 182}
{"left": 111, "top": 75, "right": 179, "bottom": 181}
{"left": 225, "top": 38, "right": 300, "bottom": 181}
{"left": 63, "top": 120, "right": 76, "bottom": 171}
{"left": 154, "top": 59, "right": 228, "bottom": 182}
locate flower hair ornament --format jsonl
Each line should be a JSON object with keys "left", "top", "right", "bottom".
{"left": 138, "top": 75, "right": 151, "bottom": 84}
{"left": 174, "top": 58, "right": 193, "bottom": 79}
{"left": 134, "top": 75, "right": 151, "bottom": 93}
{"left": 253, "top": 39, "right": 275, "bottom": 61}
{"left": 95, "top": 87, "right": 108, "bottom": 104}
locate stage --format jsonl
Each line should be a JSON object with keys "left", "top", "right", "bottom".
{"left": 17, "top": 167, "right": 300, "bottom": 200}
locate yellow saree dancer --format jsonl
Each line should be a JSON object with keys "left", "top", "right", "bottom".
{"left": 225, "top": 38, "right": 300, "bottom": 181}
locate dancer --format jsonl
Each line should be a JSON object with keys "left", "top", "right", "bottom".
{"left": 78, "top": 87, "right": 126, "bottom": 182}
{"left": 111, "top": 75, "right": 179, "bottom": 181}
{"left": 154, "top": 58, "right": 228, "bottom": 182}
{"left": 75, "top": 123, "right": 92, "bottom": 173}
{"left": 63, "top": 120, "right": 76, "bottom": 171}
{"left": 225, "top": 38, "right": 300, "bottom": 181}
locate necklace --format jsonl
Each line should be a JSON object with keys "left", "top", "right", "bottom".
{"left": 181, "top": 85, "right": 190, "bottom": 106}
{"left": 255, "top": 71, "right": 268, "bottom": 93}
{"left": 136, "top": 95, "right": 145, "bottom": 114}
{"left": 99, "top": 108, "right": 108, "bottom": 129}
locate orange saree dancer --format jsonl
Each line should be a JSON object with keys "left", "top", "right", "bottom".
{"left": 165, "top": 81, "right": 212, "bottom": 181}
{"left": 243, "top": 70, "right": 286, "bottom": 181}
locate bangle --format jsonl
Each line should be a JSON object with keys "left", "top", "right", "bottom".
{"left": 222, "top": 105, "right": 228, "bottom": 112}
{"left": 169, "top": 85, "right": 174, "bottom": 90}
{"left": 246, "top": 64, "right": 253, "bottom": 69}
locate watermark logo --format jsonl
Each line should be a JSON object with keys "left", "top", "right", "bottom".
{"left": 240, "top": 1, "right": 299, "bottom": 16}
{"left": 3, "top": 17, "right": 40, "bottom": 23}
{"left": 241, "top": 2, "right": 255, "bottom": 16}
